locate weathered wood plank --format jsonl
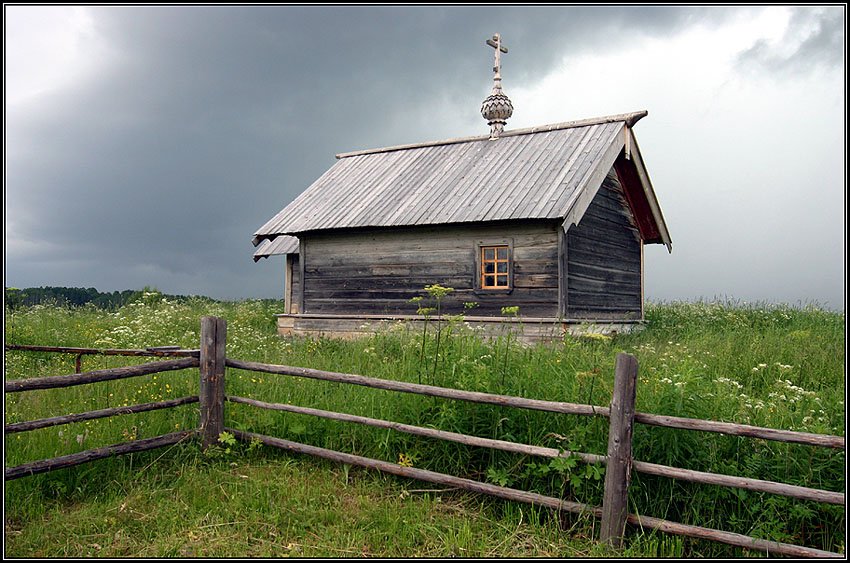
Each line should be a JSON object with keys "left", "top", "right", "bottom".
{"left": 626, "top": 513, "right": 843, "bottom": 558}
{"left": 222, "top": 429, "right": 843, "bottom": 557}
{"left": 5, "top": 396, "right": 199, "bottom": 434}
{"left": 4, "top": 430, "right": 196, "bottom": 480}
{"left": 568, "top": 276, "right": 641, "bottom": 297}
{"left": 600, "top": 353, "right": 638, "bottom": 547}
{"left": 303, "top": 296, "right": 558, "bottom": 318}
{"left": 634, "top": 412, "right": 845, "bottom": 449}
{"left": 225, "top": 358, "right": 611, "bottom": 418}
{"left": 568, "top": 241, "right": 641, "bottom": 267}
{"left": 199, "top": 316, "right": 226, "bottom": 448}
{"left": 305, "top": 263, "right": 472, "bottom": 278}
{"left": 570, "top": 218, "right": 640, "bottom": 248}
{"left": 631, "top": 460, "right": 844, "bottom": 505}
{"left": 298, "top": 238, "right": 306, "bottom": 313}
{"left": 305, "top": 222, "right": 559, "bottom": 250}
{"left": 512, "top": 274, "right": 560, "bottom": 288}
{"left": 513, "top": 259, "right": 563, "bottom": 276}
{"left": 558, "top": 226, "right": 568, "bottom": 317}
{"left": 284, "top": 254, "right": 294, "bottom": 314}
{"left": 226, "top": 396, "right": 843, "bottom": 505}
{"left": 582, "top": 187, "right": 634, "bottom": 215}
{"left": 307, "top": 249, "right": 473, "bottom": 268}
{"left": 568, "top": 291, "right": 641, "bottom": 309}
{"left": 511, "top": 246, "right": 559, "bottom": 262}
{"left": 568, "top": 263, "right": 641, "bottom": 285}
{"left": 228, "top": 427, "right": 600, "bottom": 517}
{"left": 5, "top": 358, "right": 199, "bottom": 393}
{"left": 568, "top": 309, "right": 642, "bottom": 321}
{"left": 304, "top": 287, "right": 562, "bottom": 301}
{"left": 227, "top": 396, "right": 605, "bottom": 464}
{"left": 305, "top": 276, "right": 473, "bottom": 291}
{"left": 589, "top": 200, "right": 637, "bottom": 228}
{"left": 4, "top": 344, "right": 199, "bottom": 358}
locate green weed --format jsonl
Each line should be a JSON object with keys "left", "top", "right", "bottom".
{"left": 3, "top": 297, "right": 845, "bottom": 557}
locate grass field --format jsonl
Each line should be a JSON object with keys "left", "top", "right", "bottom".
{"left": 3, "top": 293, "right": 846, "bottom": 557}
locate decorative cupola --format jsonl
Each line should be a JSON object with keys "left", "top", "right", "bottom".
{"left": 480, "top": 33, "right": 513, "bottom": 139}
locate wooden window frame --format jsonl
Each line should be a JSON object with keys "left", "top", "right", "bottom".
{"left": 474, "top": 239, "right": 513, "bottom": 295}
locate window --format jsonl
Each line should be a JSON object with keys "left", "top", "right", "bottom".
{"left": 480, "top": 245, "right": 510, "bottom": 289}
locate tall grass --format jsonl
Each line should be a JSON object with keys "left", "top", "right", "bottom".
{"left": 4, "top": 293, "right": 845, "bottom": 556}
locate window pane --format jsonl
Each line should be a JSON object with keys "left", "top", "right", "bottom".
{"left": 497, "top": 247, "right": 508, "bottom": 260}
{"left": 496, "top": 275, "right": 508, "bottom": 286}
{"left": 484, "top": 248, "right": 495, "bottom": 260}
{"left": 484, "top": 263, "right": 495, "bottom": 274}
{"left": 496, "top": 262, "right": 507, "bottom": 273}
{"left": 484, "top": 275, "right": 495, "bottom": 287}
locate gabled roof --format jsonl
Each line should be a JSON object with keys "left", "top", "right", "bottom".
{"left": 254, "top": 110, "right": 671, "bottom": 251}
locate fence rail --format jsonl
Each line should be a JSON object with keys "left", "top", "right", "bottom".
{"left": 5, "top": 343, "right": 200, "bottom": 374}
{"left": 5, "top": 431, "right": 196, "bottom": 480}
{"left": 4, "top": 344, "right": 200, "bottom": 357}
{"left": 4, "top": 397, "right": 200, "bottom": 434}
{"left": 224, "top": 396, "right": 842, "bottom": 505}
{"left": 4, "top": 357, "right": 200, "bottom": 393}
{"left": 4, "top": 350, "right": 201, "bottom": 481}
{"left": 4, "top": 316, "right": 845, "bottom": 557}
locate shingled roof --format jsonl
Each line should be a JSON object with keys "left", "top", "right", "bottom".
{"left": 253, "top": 110, "right": 671, "bottom": 252}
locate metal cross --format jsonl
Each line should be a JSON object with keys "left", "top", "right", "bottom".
{"left": 485, "top": 33, "right": 508, "bottom": 80}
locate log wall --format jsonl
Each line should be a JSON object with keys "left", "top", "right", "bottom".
{"left": 300, "top": 222, "right": 561, "bottom": 317}
{"left": 567, "top": 170, "right": 643, "bottom": 319}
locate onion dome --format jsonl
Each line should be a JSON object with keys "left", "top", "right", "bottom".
{"left": 481, "top": 87, "right": 513, "bottom": 139}
{"left": 481, "top": 33, "right": 512, "bottom": 139}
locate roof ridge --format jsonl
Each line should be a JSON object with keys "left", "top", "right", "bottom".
{"left": 335, "top": 110, "right": 648, "bottom": 159}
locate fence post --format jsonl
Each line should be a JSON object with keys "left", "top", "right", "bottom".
{"left": 199, "top": 316, "right": 227, "bottom": 448}
{"left": 600, "top": 352, "right": 639, "bottom": 548}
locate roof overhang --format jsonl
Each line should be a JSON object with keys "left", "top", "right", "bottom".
{"left": 252, "top": 235, "right": 299, "bottom": 262}
{"left": 616, "top": 129, "right": 672, "bottom": 252}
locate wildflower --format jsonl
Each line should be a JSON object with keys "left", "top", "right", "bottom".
{"left": 582, "top": 333, "right": 611, "bottom": 342}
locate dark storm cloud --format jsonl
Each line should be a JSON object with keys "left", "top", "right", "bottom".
{"left": 8, "top": 5, "right": 841, "bottom": 305}
{"left": 735, "top": 6, "right": 844, "bottom": 75}
{"left": 9, "top": 5, "right": 724, "bottom": 299}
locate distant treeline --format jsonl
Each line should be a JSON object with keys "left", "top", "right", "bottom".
{"left": 4, "top": 286, "right": 201, "bottom": 310}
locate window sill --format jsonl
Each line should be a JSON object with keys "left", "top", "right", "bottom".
{"left": 472, "top": 288, "right": 514, "bottom": 297}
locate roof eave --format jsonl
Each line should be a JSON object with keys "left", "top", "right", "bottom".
{"left": 627, "top": 129, "right": 673, "bottom": 252}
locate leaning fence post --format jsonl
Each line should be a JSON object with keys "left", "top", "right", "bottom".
{"left": 199, "top": 316, "right": 227, "bottom": 448}
{"left": 600, "top": 352, "right": 639, "bottom": 548}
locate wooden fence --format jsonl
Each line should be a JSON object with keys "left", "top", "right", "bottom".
{"left": 4, "top": 316, "right": 845, "bottom": 557}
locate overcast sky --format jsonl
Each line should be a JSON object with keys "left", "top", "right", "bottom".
{"left": 4, "top": 5, "right": 846, "bottom": 310}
